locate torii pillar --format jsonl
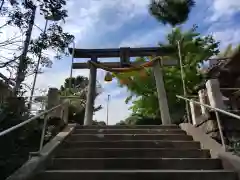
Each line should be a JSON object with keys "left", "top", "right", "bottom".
{"left": 69, "top": 47, "right": 177, "bottom": 125}
{"left": 153, "top": 58, "right": 171, "bottom": 124}
{"left": 84, "top": 56, "right": 97, "bottom": 125}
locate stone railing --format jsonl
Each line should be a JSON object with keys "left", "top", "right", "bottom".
{"left": 188, "top": 79, "right": 240, "bottom": 146}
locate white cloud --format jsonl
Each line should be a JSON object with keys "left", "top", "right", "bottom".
{"left": 212, "top": 28, "right": 240, "bottom": 49}
{"left": 61, "top": 0, "right": 149, "bottom": 44}
{"left": 0, "top": 0, "right": 153, "bottom": 125}
{"left": 5, "top": 0, "right": 240, "bottom": 125}
{"left": 120, "top": 26, "right": 169, "bottom": 47}
{"left": 210, "top": 0, "right": 240, "bottom": 21}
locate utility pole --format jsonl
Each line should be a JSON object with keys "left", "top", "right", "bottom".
{"left": 28, "top": 19, "right": 48, "bottom": 109}
{"left": 14, "top": 5, "right": 36, "bottom": 96}
{"left": 28, "top": 12, "right": 62, "bottom": 108}
{"left": 177, "top": 40, "right": 191, "bottom": 123}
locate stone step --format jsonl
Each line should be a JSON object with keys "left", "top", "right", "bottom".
{"left": 34, "top": 170, "right": 237, "bottom": 180}
{"left": 61, "top": 140, "right": 201, "bottom": 149}
{"left": 48, "top": 158, "right": 222, "bottom": 170}
{"left": 55, "top": 148, "right": 210, "bottom": 158}
{"left": 75, "top": 125, "right": 180, "bottom": 130}
{"left": 72, "top": 129, "right": 186, "bottom": 135}
{"left": 67, "top": 134, "right": 193, "bottom": 141}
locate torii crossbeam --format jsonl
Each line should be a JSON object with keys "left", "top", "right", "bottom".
{"left": 69, "top": 47, "right": 178, "bottom": 125}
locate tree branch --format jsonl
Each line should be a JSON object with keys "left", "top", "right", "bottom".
{"left": 0, "top": 22, "right": 8, "bottom": 29}
{"left": 0, "top": 40, "right": 23, "bottom": 48}
{"left": 0, "top": 72, "right": 15, "bottom": 86}
{"left": 0, "top": 0, "right": 4, "bottom": 12}
{"left": 33, "top": 23, "right": 44, "bottom": 32}
{"left": 0, "top": 56, "right": 19, "bottom": 68}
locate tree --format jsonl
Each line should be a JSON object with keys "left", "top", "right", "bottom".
{"left": 0, "top": 1, "right": 73, "bottom": 174}
{"left": 115, "top": 26, "right": 219, "bottom": 123}
{"left": 116, "top": 120, "right": 126, "bottom": 125}
{"left": 92, "top": 120, "right": 106, "bottom": 126}
{"left": 0, "top": 0, "right": 74, "bottom": 95}
{"left": 149, "top": 0, "right": 195, "bottom": 26}
{"left": 0, "top": 95, "right": 41, "bottom": 180}
{"left": 0, "top": 2, "right": 77, "bottom": 178}
{"left": 60, "top": 76, "right": 89, "bottom": 95}
{"left": 59, "top": 76, "right": 103, "bottom": 125}
{"left": 119, "top": 114, "right": 161, "bottom": 125}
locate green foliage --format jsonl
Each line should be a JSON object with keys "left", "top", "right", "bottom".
{"left": 0, "top": 97, "right": 38, "bottom": 179}
{"left": 116, "top": 120, "right": 126, "bottom": 125}
{"left": 29, "top": 23, "right": 74, "bottom": 60}
{"left": 7, "top": 8, "right": 32, "bottom": 28}
{"left": 116, "top": 114, "right": 161, "bottom": 125}
{"left": 229, "top": 140, "right": 240, "bottom": 156}
{"left": 60, "top": 76, "right": 89, "bottom": 93}
{"left": 37, "top": 0, "right": 68, "bottom": 21}
{"left": 5, "top": 0, "right": 68, "bottom": 28}
{"left": 59, "top": 76, "right": 103, "bottom": 125}
{"left": 1, "top": 0, "right": 74, "bottom": 95}
{"left": 116, "top": 27, "right": 219, "bottom": 123}
{"left": 0, "top": 94, "right": 69, "bottom": 179}
{"left": 6, "top": 0, "right": 68, "bottom": 20}
{"left": 92, "top": 120, "right": 106, "bottom": 126}
{"left": 0, "top": 97, "right": 30, "bottom": 129}
{"left": 126, "top": 114, "right": 161, "bottom": 125}
{"left": 149, "top": 0, "right": 195, "bottom": 26}
{"left": 59, "top": 76, "right": 88, "bottom": 124}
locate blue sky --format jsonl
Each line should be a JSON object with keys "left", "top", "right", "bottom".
{"left": 1, "top": 0, "right": 240, "bottom": 124}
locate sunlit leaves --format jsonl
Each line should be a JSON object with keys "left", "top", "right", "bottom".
{"left": 149, "top": 0, "right": 195, "bottom": 26}
{"left": 37, "top": 0, "right": 67, "bottom": 21}
{"left": 116, "top": 26, "right": 219, "bottom": 121}
{"left": 30, "top": 23, "right": 74, "bottom": 55}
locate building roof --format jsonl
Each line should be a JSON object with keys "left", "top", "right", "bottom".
{"left": 196, "top": 51, "right": 240, "bottom": 97}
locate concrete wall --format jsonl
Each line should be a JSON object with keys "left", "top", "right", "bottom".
{"left": 193, "top": 79, "right": 240, "bottom": 144}
{"left": 189, "top": 79, "right": 239, "bottom": 142}
{"left": 6, "top": 124, "right": 76, "bottom": 180}
{"left": 180, "top": 123, "right": 240, "bottom": 178}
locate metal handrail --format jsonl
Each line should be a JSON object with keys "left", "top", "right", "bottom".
{"left": 176, "top": 95, "right": 240, "bottom": 151}
{"left": 0, "top": 101, "right": 68, "bottom": 137}
{"left": 176, "top": 95, "right": 240, "bottom": 120}
{"left": 0, "top": 100, "right": 69, "bottom": 152}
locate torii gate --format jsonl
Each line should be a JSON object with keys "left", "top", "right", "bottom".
{"left": 69, "top": 47, "right": 178, "bottom": 125}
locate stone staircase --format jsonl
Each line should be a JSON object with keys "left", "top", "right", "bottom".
{"left": 32, "top": 125, "right": 238, "bottom": 180}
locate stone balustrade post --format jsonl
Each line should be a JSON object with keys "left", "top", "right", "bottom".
{"left": 198, "top": 89, "right": 208, "bottom": 115}
{"left": 61, "top": 99, "right": 69, "bottom": 125}
{"left": 47, "top": 88, "right": 61, "bottom": 118}
{"left": 189, "top": 99, "right": 202, "bottom": 125}
{"left": 206, "top": 79, "right": 226, "bottom": 110}
{"left": 206, "top": 79, "right": 227, "bottom": 147}
{"left": 189, "top": 100, "right": 197, "bottom": 125}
